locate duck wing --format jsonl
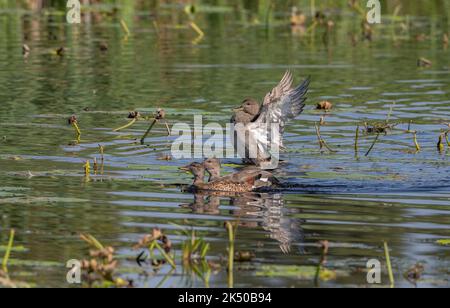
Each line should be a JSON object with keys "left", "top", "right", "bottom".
{"left": 218, "top": 168, "right": 280, "bottom": 186}
{"left": 247, "top": 71, "right": 310, "bottom": 160}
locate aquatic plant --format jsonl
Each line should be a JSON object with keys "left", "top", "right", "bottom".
{"left": 134, "top": 228, "right": 176, "bottom": 269}
{"left": 225, "top": 222, "right": 237, "bottom": 288}
{"left": 80, "top": 234, "right": 129, "bottom": 288}
{"left": 1, "top": 229, "right": 14, "bottom": 274}
{"left": 383, "top": 241, "right": 395, "bottom": 288}
{"left": 0, "top": 229, "right": 29, "bottom": 288}
{"left": 314, "top": 123, "right": 337, "bottom": 153}
{"left": 140, "top": 108, "right": 171, "bottom": 145}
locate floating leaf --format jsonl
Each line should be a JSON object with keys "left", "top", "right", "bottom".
{"left": 0, "top": 246, "right": 28, "bottom": 253}
{"left": 256, "top": 265, "right": 338, "bottom": 281}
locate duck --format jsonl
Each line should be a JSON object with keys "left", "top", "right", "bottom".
{"left": 231, "top": 71, "right": 310, "bottom": 168}
{"left": 180, "top": 161, "right": 280, "bottom": 193}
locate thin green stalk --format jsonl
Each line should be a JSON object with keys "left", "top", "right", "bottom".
{"left": 80, "top": 233, "right": 104, "bottom": 250}
{"left": 438, "top": 133, "right": 445, "bottom": 153}
{"left": 113, "top": 118, "right": 137, "bottom": 132}
{"left": 72, "top": 122, "right": 81, "bottom": 136}
{"left": 355, "top": 125, "right": 360, "bottom": 156}
{"left": 314, "top": 241, "right": 328, "bottom": 287}
{"left": 120, "top": 19, "right": 131, "bottom": 36}
{"left": 310, "top": 0, "right": 315, "bottom": 17}
{"left": 413, "top": 132, "right": 421, "bottom": 152}
{"left": 2, "top": 229, "right": 15, "bottom": 274}
{"left": 154, "top": 241, "right": 176, "bottom": 269}
{"left": 383, "top": 241, "right": 395, "bottom": 288}
{"left": 225, "top": 222, "right": 235, "bottom": 289}
{"left": 140, "top": 119, "right": 157, "bottom": 145}
{"left": 365, "top": 133, "right": 381, "bottom": 157}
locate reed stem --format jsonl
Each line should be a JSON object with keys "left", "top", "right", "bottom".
{"left": 113, "top": 118, "right": 137, "bottom": 132}
{"left": 140, "top": 119, "right": 157, "bottom": 145}
{"left": 2, "top": 229, "right": 15, "bottom": 274}
{"left": 365, "top": 133, "right": 381, "bottom": 156}
{"left": 225, "top": 222, "right": 235, "bottom": 289}
{"left": 383, "top": 241, "right": 395, "bottom": 288}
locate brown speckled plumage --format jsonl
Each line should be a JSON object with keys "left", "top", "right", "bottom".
{"left": 180, "top": 160, "right": 280, "bottom": 193}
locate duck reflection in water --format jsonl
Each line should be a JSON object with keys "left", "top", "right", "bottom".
{"left": 180, "top": 191, "right": 305, "bottom": 254}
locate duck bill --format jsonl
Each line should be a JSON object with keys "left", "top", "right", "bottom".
{"left": 233, "top": 106, "right": 244, "bottom": 112}
{"left": 179, "top": 165, "right": 191, "bottom": 172}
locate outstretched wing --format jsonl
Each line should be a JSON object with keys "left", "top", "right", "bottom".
{"left": 247, "top": 71, "right": 310, "bottom": 162}
{"left": 262, "top": 70, "right": 295, "bottom": 107}
{"left": 257, "top": 71, "right": 310, "bottom": 126}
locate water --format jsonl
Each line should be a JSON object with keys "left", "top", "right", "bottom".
{"left": 0, "top": 4, "right": 450, "bottom": 288}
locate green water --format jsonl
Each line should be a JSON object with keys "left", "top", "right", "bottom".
{"left": 0, "top": 2, "right": 450, "bottom": 288}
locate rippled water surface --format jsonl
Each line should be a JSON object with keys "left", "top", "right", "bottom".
{"left": 1, "top": 4, "right": 450, "bottom": 288}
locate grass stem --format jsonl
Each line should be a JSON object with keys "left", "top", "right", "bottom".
{"left": 225, "top": 222, "right": 235, "bottom": 289}
{"left": 113, "top": 118, "right": 137, "bottom": 132}
{"left": 365, "top": 133, "right": 381, "bottom": 157}
{"left": 383, "top": 241, "right": 395, "bottom": 288}
{"left": 2, "top": 229, "right": 15, "bottom": 274}
{"left": 120, "top": 19, "right": 131, "bottom": 36}
{"left": 140, "top": 119, "right": 157, "bottom": 145}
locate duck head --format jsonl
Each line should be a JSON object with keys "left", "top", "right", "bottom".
{"left": 203, "top": 158, "right": 221, "bottom": 182}
{"left": 233, "top": 99, "right": 260, "bottom": 116}
{"left": 179, "top": 162, "right": 205, "bottom": 185}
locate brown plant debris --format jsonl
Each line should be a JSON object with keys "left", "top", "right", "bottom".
{"left": 317, "top": 101, "right": 333, "bottom": 110}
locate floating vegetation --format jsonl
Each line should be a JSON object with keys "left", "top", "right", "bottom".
{"left": 56, "top": 47, "right": 65, "bottom": 57}
{"left": 80, "top": 234, "right": 129, "bottom": 288}
{"left": 363, "top": 122, "right": 397, "bottom": 135}
{"left": 417, "top": 57, "right": 432, "bottom": 68}
{"left": 290, "top": 7, "right": 306, "bottom": 27}
{"left": 99, "top": 42, "right": 108, "bottom": 52}
{"left": 316, "top": 101, "right": 333, "bottom": 110}
{"left": 436, "top": 239, "right": 450, "bottom": 246}
{"left": 256, "top": 265, "right": 337, "bottom": 281}
{"left": 22, "top": 44, "right": 30, "bottom": 56}
{"left": 404, "top": 263, "right": 425, "bottom": 285}
{"left": 234, "top": 251, "right": 255, "bottom": 262}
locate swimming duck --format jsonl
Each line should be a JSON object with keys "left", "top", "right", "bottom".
{"left": 180, "top": 161, "right": 280, "bottom": 193}
{"left": 231, "top": 71, "right": 310, "bottom": 168}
